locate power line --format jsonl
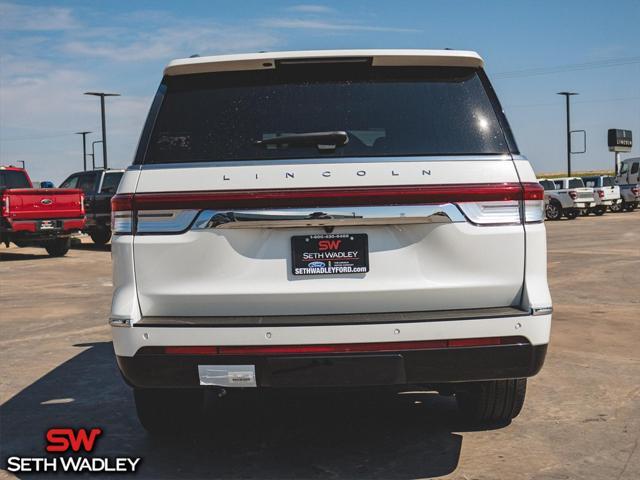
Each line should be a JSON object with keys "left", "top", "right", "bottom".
{"left": 493, "top": 56, "right": 640, "bottom": 79}
{"left": 505, "top": 96, "right": 640, "bottom": 109}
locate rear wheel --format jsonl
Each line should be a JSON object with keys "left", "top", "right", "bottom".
{"left": 609, "top": 202, "right": 623, "bottom": 213}
{"left": 89, "top": 228, "right": 111, "bottom": 246}
{"left": 564, "top": 209, "right": 579, "bottom": 220}
{"left": 44, "top": 237, "right": 71, "bottom": 257}
{"left": 134, "top": 387, "right": 204, "bottom": 435}
{"left": 545, "top": 201, "right": 562, "bottom": 220}
{"left": 625, "top": 202, "right": 637, "bottom": 212}
{"left": 593, "top": 206, "right": 607, "bottom": 216}
{"left": 456, "top": 378, "right": 527, "bottom": 425}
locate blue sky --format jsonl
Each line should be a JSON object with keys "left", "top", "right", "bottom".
{"left": 1, "top": 0, "right": 639, "bottom": 183}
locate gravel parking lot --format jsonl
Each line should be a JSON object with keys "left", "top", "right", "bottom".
{"left": 1, "top": 211, "right": 639, "bottom": 479}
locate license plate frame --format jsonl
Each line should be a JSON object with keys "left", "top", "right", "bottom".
{"left": 38, "top": 220, "right": 62, "bottom": 231}
{"left": 291, "top": 233, "right": 369, "bottom": 276}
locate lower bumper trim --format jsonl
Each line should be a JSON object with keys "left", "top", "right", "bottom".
{"left": 117, "top": 343, "right": 548, "bottom": 388}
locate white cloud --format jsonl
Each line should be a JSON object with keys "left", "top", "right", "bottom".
{"left": 0, "top": 1, "right": 78, "bottom": 31}
{"left": 288, "top": 4, "right": 335, "bottom": 13}
{"left": 259, "top": 18, "right": 420, "bottom": 33}
{"left": 62, "top": 24, "right": 280, "bottom": 62}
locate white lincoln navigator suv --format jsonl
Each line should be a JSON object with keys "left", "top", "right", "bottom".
{"left": 110, "top": 50, "right": 552, "bottom": 433}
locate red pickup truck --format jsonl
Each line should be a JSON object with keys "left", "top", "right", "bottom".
{"left": 1, "top": 166, "right": 85, "bottom": 257}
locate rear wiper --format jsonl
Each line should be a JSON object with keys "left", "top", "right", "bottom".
{"left": 255, "top": 131, "right": 349, "bottom": 150}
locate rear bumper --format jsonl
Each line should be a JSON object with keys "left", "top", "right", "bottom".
{"left": 116, "top": 343, "right": 548, "bottom": 388}
{"left": 3, "top": 217, "right": 85, "bottom": 234}
{"left": 112, "top": 312, "right": 551, "bottom": 388}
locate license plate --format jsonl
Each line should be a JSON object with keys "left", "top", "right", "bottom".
{"left": 291, "top": 233, "right": 369, "bottom": 276}
{"left": 39, "top": 220, "right": 60, "bottom": 230}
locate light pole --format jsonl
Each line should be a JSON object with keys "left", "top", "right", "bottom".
{"left": 91, "top": 140, "right": 103, "bottom": 170}
{"left": 75, "top": 131, "right": 91, "bottom": 171}
{"left": 557, "top": 92, "right": 578, "bottom": 176}
{"left": 84, "top": 92, "right": 120, "bottom": 169}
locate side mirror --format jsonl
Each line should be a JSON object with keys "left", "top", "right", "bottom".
{"left": 40, "top": 181, "right": 55, "bottom": 188}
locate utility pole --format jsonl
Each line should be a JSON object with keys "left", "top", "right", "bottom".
{"left": 84, "top": 92, "right": 120, "bottom": 169}
{"left": 557, "top": 92, "right": 578, "bottom": 176}
{"left": 91, "top": 140, "right": 103, "bottom": 170}
{"left": 75, "top": 131, "right": 91, "bottom": 171}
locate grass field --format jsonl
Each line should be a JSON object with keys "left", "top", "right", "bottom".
{"left": 536, "top": 169, "right": 614, "bottom": 179}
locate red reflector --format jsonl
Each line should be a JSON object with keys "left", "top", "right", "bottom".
{"left": 448, "top": 337, "right": 501, "bottom": 347}
{"left": 127, "top": 183, "right": 530, "bottom": 211}
{"left": 161, "top": 337, "right": 526, "bottom": 356}
{"left": 164, "top": 346, "right": 217, "bottom": 355}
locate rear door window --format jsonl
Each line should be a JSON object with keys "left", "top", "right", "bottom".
{"left": 602, "top": 176, "right": 614, "bottom": 187}
{"left": 60, "top": 175, "right": 79, "bottom": 189}
{"left": 142, "top": 65, "right": 515, "bottom": 164}
{"left": 631, "top": 162, "right": 639, "bottom": 174}
{"left": 100, "top": 172, "right": 124, "bottom": 194}
{"left": 77, "top": 173, "right": 99, "bottom": 193}
{"left": 568, "top": 179, "right": 585, "bottom": 188}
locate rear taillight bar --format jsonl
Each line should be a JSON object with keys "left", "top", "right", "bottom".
{"left": 157, "top": 336, "right": 528, "bottom": 356}
{"left": 111, "top": 182, "right": 545, "bottom": 234}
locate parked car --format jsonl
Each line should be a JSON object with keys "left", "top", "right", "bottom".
{"left": 613, "top": 157, "right": 640, "bottom": 212}
{"left": 581, "top": 175, "right": 620, "bottom": 215}
{"left": 60, "top": 169, "right": 124, "bottom": 245}
{"left": 110, "top": 49, "right": 552, "bottom": 433}
{"left": 1, "top": 165, "right": 85, "bottom": 256}
{"left": 538, "top": 177, "right": 594, "bottom": 220}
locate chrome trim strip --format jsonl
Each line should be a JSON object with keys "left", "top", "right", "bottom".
{"left": 109, "top": 317, "right": 132, "bottom": 327}
{"left": 137, "top": 209, "right": 199, "bottom": 232}
{"left": 191, "top": 204, "right": 465, "bottom": 229}
{"left": 531, "top": 307, "right": 553, "bottom": 316}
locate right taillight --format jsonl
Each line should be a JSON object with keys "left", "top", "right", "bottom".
{"left": 632, "top": 187, "right": 639, "bottom": 196}
{"left": 111, "top": 194, "right": 134, "bottom": 234}
{"left": 568, "top": 190, "right": 578, "bottom": 200}
{"left": 597, "top": 190, "right": 605, "bottom": 199}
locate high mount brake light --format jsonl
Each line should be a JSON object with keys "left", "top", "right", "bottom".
{"left": 111, "top": 182, "right": 545, "bottom": 234}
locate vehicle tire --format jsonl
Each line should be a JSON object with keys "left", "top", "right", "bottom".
{"left": 44, "top": 237, "right": 71, "bottom": 257}
{"left": 581, "top": 209, "right": 590, "bottom": 216}
{"left": 456, "top": 378, "right": 527, "bottom": 425}
{"left": 545, "top": 201, "right": 562, "bottom": 220}
{"left": 625, "top": 202, "right": 637, "bottom": 212}
{"left": 134, "top": 388, "right": 204, "bottom": 435}
{"left": 593, "top": 206, "right": 606, "bottom": 216}
{"left": 564, "top": 209, "right": 579, "bottom": 220}
{"left": 89, "top": 228, "right": 111, "bottom": 246}
{"left": 609, "top": 202, "right": 623, "bottom": 213}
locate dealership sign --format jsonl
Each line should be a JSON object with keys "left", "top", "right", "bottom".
{"left": 5, "top": 428, "right": 141, "bottom": 474}
{"left": 608, "top": 129, "right": 632, "bottom": 152}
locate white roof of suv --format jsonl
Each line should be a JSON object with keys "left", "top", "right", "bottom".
{"left": 164, "top": 49, "right": 484, "bottom": 76}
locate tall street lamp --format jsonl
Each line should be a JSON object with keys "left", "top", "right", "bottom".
{"left": 84, "top": 92, "right": 120, "bottom": 169}
{"left": 75, "top": 131, "right": 91, "bottom": 171}
{"left": 557, "top": 92, "right": 579, "bottom": 176}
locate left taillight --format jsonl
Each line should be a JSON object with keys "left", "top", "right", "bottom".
{"left": 597, "top": 190, "right": 605, "bottom": 199}
{"left": 111, "top": 194, "right": 134, "bottom": 235}
{"left": 80, "top": 193, "right": 85, "bottom": 215}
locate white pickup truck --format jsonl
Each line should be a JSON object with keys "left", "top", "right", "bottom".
{"left": 539, "top": 177, "right": 595, "bottom": 220}
{"left": 614, "top": 157, "right": 640, "bottom": 212}
{"left": 109, "top": 49, "right": 551, "bottom": 433}
{"left": 581, "top": 175, "right": 620, "bottom": 215}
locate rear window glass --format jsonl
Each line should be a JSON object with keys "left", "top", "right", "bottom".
{"left": 142, "top": 65, "right": 513, "bottom": 164}
{"left": 582, "top": 177, "right": 597, "bottom": 188}
{"left": 539, "top": 180, "right": 555, "bottom": 190}
{"left": 77, "top": 173, "right": 99, "bottom": 193}
{"left": 632, "top": 162, "right": 639, "bottom": 174}
{"left": 0, "top": 170, "right": 30, "bottom": 188}
{"left": 569, "top": 179, "right": 584, "bottom": 188}
{"left": 602, "top": 176, "right": 614, "bottom": 187}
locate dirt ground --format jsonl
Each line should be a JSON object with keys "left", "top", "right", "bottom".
{"left": 1, "top": 210, "right": 639, "bottom": 479}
